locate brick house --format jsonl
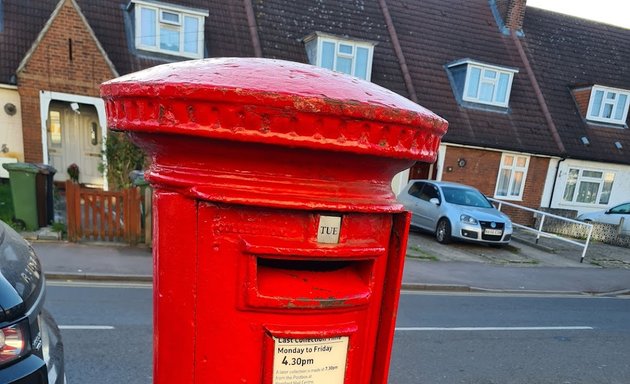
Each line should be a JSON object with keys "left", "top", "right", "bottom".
{"left": 521, "top": 7, "right": 630, "bottom": 217}
{"left": 1, "top": 0, "right": 628, "bottom": 220}
{"left": 0, "top": 0, "right": 255, "bottom": 188}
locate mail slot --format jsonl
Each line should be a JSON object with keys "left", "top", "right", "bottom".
{"left": 101, "top": 58, "right": 447, "bottom": 384}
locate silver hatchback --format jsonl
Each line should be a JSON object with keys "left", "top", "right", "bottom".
{"left": 398, "top": 180, "right": 513, "bottom": 245}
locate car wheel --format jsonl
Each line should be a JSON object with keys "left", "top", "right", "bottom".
{"left": 435, "top": 218, "right": 452, "bottom": 244}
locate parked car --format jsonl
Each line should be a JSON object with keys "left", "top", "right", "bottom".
{"left": 576, "top": 201, "right": 630, "bottom": 235}
{"left": 398, "top": 180, "right": 513, "bottom": 245}
{"left": 0, "top": 220, "right": 65, "bottom": 383}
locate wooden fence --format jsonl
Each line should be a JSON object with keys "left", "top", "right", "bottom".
{"left": 65, "top": 180, "right": 143, "bottom": 244}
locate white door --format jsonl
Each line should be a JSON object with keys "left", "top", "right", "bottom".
{"left": 47, "top": 103, "right": 103, "bottom": 186}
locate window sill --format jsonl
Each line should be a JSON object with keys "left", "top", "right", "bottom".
{"left": 584, "top": 119, "right": 628, "bottom": 130}
{"left": 136, "top": 45, "right": 203, "bottom": 60}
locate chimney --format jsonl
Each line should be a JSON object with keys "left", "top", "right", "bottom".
{"left": 504, "top": 0, "right": 527, "bottom": 31}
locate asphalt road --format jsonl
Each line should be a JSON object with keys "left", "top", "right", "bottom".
{"left": 45, "top": 282, "right": 153, "bottom": 384}
{"left": 390, "top": 292, "right": 630, "bottom": 383}
{"left": 45, "top": 284, "right": 630, "bottom": 383}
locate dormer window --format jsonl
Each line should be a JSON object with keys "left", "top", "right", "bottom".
{"left": 586, "top": 85, "right": 630, "bottom": 126}
{"left": 303, "top": 32, "right": 375, "bottom": 81}
{"left": 132, "top": 0, "right": 208, "bottom": 59}
{"left": 446, "top": 59, "right": 518, "bottom": 109}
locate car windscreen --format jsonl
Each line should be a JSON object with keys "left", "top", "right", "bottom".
{"left": 442, "top": 187, "right": 493, "bottom": 208}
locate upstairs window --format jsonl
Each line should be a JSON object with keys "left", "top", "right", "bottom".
{"left": 132, "top": 0, "right": 207, "bottom": 59}
{"left": 586, "top": 85, "right": 630, "bottom": 126}
{"left": 562, "top": 168, "right": 615, "bottom": 205}
{"left": 304, "top": 32, "right": 375, "bottom": 81}
{"left": 494, "top": 153, "right": 529, "bottom": 200}
{"left": 447, "top": 59, "right": 518, "bottom": 109}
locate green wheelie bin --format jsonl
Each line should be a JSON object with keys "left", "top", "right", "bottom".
{"left": 2, "top": 162, "right": 39, "bottom": 230}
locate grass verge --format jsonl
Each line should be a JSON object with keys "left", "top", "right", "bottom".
{"left": 408, "top": 245, "right": 439, "bottom": 261}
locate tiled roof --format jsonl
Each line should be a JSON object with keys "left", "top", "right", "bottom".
{"left": 3, "top": 0, "right": 627, "bottom": 165}
{"left": 252, "top": 0, "right": 409, "bottom": 98}
{"left": 0, "top": 0, "right": 58, "bottom": 84}
{"left": 523, "top": 7, "right": 630, "bottom": 164}
{"left": 77, "top": 0, "right": 255, "bottom": 76}
{"left": 0, "top": 0, "right": 255, "bottom": 82}
{"left": 386, "top": 0, "right": 561, "bottom": 157}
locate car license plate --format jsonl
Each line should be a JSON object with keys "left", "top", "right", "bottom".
{"left": 484, "top": 229, "right": 503, "bottom": 236}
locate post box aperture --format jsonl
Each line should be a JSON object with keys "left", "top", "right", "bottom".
{"left": 101, "top": 58, "right": 447, "bottom": 384}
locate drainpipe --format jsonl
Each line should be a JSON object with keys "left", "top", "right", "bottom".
{"left": 377, "top": 0, "right": 418, "bottom": 103}
{"left": 243, "top": 0, "right": 263, "bottom": 58}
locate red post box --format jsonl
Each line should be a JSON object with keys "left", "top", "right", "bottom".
{"left": 101, "top": 58, "right": 447, "bottom": 384}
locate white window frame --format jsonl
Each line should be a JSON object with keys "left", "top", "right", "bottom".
{"left": 133, "top": 0, "right": 207, "bottom": 59}
{"left": 494, "top": 153, "right": 529, "bottom": 201}
{"left": 306, "top": 34, "right": 375, "bottom": 81}
{"left": 460, "top": 62, "right": 517, "bottom": 108}
{"left": 586, "top": 85, "right": 630, "bottom": 125}
{"left": 562, "top": 168, "right": 615, "bottom": 206}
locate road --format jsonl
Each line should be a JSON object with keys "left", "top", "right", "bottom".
{"left": 390, "top": 292, "right": 630, "bottom": 383}
{"left": 45, "top": 283, "right": 630, "bottom": 383}
{"left": 46, "top": 281, "right": 153, "bottom": 384}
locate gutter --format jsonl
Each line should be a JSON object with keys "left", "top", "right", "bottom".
{"left": 443, "top": 142, "right": 560, "bottom": 159}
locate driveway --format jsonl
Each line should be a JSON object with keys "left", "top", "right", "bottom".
{"left": 406, "top": 227, "right": 630, "bottom": 269}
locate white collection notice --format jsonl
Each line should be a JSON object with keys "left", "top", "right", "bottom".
{"left": 272, "top": 336, "right": 349, "bottom": 384}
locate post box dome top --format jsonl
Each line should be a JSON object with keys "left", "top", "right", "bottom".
{"left": 101, "top": 58, "right": 447, "bottom": 161}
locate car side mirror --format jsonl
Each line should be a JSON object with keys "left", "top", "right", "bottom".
{"left": 605, "top": 209, "right": 612, "bottom": 214}
{"left": 429, "top": 197, "right": 440, "bottom": 206}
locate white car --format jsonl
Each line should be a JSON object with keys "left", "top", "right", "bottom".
{"left": 398, "top": 180, "right": 513, "bottom": 245}
{"left": 577, "top": 201, "right": 630, "bottom": 235}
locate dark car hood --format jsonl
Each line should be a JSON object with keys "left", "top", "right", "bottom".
{"left": 0, "top": 221, "right": 43, "bottom": 322}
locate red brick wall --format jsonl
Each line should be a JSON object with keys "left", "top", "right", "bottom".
{"left": 572, "top": 87, "right": 592, "bottom": 117}
{"left": 17, "top": 0, "right": 116, "bottom": 162}
{"left": 441, "top": 147, "right": 501, "bottom": 196}
{"left": 441, "top": 146, "right": 550, "bottom": 225}
{"left": 504, "top": 0, "right": 526, "bottom": 31}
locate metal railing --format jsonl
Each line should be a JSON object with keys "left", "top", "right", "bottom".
{"left": 488, "top": 198, "right": 593, "bottom": 263}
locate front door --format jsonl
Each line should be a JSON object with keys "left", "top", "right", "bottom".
{"left": 47, "top": 102, "right": 103, "bottom": 186}
{"left": 409, "top": 157, "right": 438, "bottom": 180}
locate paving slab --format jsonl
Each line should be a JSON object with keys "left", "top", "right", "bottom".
{"left": 32, "top": 241, "right": 152, "bottom": 280}
{"left": 402, "top": 259, "right": 630, "bottom": 295}
{"left": 25, "top": 228, "right": 630, "bottom": 295}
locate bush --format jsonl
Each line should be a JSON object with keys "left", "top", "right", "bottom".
{"left": 100, "top": 131, "right": 146, "bottom": 191}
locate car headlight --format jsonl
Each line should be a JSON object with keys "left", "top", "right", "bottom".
{"left": 460, "top": 214, "right": 478, "bottom": 225}
{"left": 0, "top": 320, "right": 31, "bottom": 366}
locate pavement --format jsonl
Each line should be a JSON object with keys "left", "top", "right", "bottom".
{"left": 29, "top": 228, "right": 630, "bottom": 296}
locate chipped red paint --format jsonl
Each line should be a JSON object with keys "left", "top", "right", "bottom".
{"left": 101, "top": 58, "right": 447, "bottom": 384}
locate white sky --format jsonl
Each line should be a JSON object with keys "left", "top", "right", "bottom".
{"left": 527, "top": 0, "right": 630, "bottom": 29}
